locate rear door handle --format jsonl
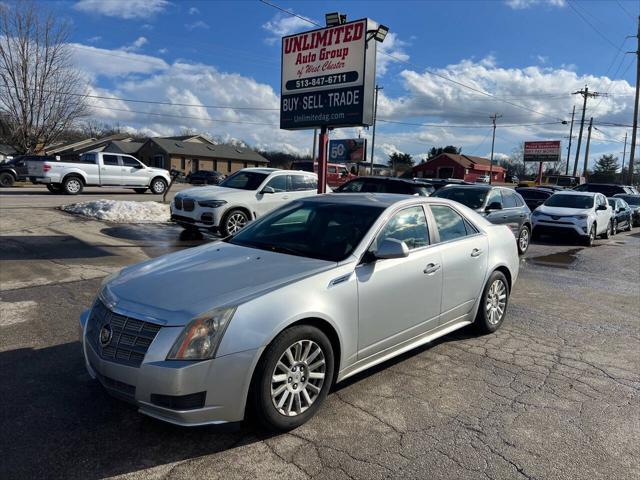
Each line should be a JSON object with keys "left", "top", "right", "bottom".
{"left": 471, "top": 248, "right": 483, "bottom": 257}
{"left": 423, "top": 263, "right": 441, "bottom": 274}
{"left": 282, "top": 195, "right": 290, "bottom": 200}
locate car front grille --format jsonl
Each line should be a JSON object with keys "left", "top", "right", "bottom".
{"left": 182, "top": 198, "right": 195, "bottom": 211}
{"left": 174, "top": 197, "right": 183, "bottom": 210}
{"left": 87, "top": 299, "right": 161, "bottom": 368}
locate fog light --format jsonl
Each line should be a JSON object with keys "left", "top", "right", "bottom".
{"left": 201, "top": 212, "right": 214, "bottom": 224}
{"left": 582, "top": 226, "right": 588, "bottom": 232}
{"left": 150, "top": 392, "right": 206, "bottom": 410}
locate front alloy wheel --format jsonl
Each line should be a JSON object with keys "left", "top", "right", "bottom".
{"left": 150, "top": 178, "right": 167, "bottom": 194}
{"left": 475, "top": 271, "right": 510, "bottom": 334}
{"left": 252, "top": 325, "right": 334, "bottom": 431}
{"left": 583, "top": 225, "right": 596, "bottom": 246}
{"left": 612, "top": 219, "right": 618, "bottom": 235}
{"left": 221, "top": 209, "right": 248, "bottom": 236}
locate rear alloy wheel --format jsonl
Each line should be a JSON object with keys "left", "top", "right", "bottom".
{"left": 220, "top": 209, "right": 249, "bottom": 236}
{"left": 626, "top": 216, "right": 633, "bottom": 231}
{"left": 0, "top": 172, "right": 15, "bottom": 187}
{"left": 150, "top": 178, "right": 167, "bottom": 195}
{"left": 62, "top": 176, "right": 83, "bottom": 195}
{"left": 475, "top": 271, "right": 510, "bottom": 334}
{"left": 517, "top": 225, "right": 530, "bottom": 255}
{"left": 612, "top": 219, "right": 618, "bottom": 235}
{"left": 252, "top": 325, "right": 334, "bottom": 431}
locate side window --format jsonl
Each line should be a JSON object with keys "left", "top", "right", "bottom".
{"left": 431, "top": 205, "right": 469, "bottom": 242}
{"left": 512, "top": 193, "right": 524, "bottom": 207}
{"left": 102, "top": 154, "right": 119, "bottom": 166}
{"left": 121, "top": 156, "right": 140, "bottom": 167}
{"left": 265, "top": 175, "right": 287, "bottom": 192}
{"left": 486, "top": 189, "right": 502, "bottom": 207}
{"left": 328, "top": 166, "right": 337, "bottom": 174}
{"left": 501, "top": 190, "right": 518, "bottom": 208}
{"left": 289, "top": 174, "right": 311, "bottom": 191}
{"left": 374, "top": 206, "right": 429, "bottom": 251}
{"left": 306, "top": 176, "right": 317, "bottom": 190}
{"left": 362, "top": 180, "right": 382, "bottom": 193}
{"left": 79, "top": 153, "right": 96, "bottom": 164}
{"left": 339, "top": 179, "right": 364, "bottom": 192}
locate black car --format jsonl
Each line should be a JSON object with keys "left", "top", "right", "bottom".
{"left": 413, "top": 177, "right": 474, "bottom": 191}
{"left": 335, "top": 176, "right": 433, "bottom": 196}
{"left": 607, "top": 198, "right": 633, "bottom": 234}
{"left": 515, "top": 187, "right": 555, "bottom": 211}
{"left": 186, "top": 170, "right": 225, "bottom": 185}
{"left": 432, "top": 185, "right": 532, "bottom": 255}
{"left": 573, "top": 183, "right": 636, "bottom": 196}
{"left": 613, "top": 194, "right": 640, "bottom": 227}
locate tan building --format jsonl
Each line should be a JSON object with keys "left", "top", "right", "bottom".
{"left": 137, "top": 135, "right": 268, "bottom": 175}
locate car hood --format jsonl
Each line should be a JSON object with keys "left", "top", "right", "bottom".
{"left": 176, "top": 186, "right": 254, "bottom": 201}
{"left": 102, "top": 242, "right": 335, "bottom": 326}
{"left": 536, "top": 206, "right": 592, "bottom": 216}
{"left": 146, "top": 167, "right": 169, "bottom": 175}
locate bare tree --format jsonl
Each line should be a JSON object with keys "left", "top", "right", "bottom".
{"left": 0, "top": 1, "right": 87, "bottom": 153}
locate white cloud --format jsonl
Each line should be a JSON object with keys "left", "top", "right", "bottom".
{"left": 185, "top": 20, "right": 209, "bottom": 31}
{"left": 74, "top": 0, "right": 169, "bottom": 19}
{"left": 377, "top": 32, "right": 410, "bottom": 76}
{"left": 69, "top": 44, "right": 168, "bottom": 79}
{"left": 262, "top": 14, "right": 316, "bottom": 45}
{"left": 158, "top": 48, "right": 168, "bottom": 54}
{"left": 86, "top": 36, "right": 102, "bottom": 44}
{"left": 536, "top": 54, "right": 548, "bottom": 64}
{"left": 505, "top": 0, "right": 566, "bottom": 9}
{"left": 188, "top": 7, "right": 199, "bottom": 15}
{"left": 120, "top": 36, "right": 148, "bottom": 53}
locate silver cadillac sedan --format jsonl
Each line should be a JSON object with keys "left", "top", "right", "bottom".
{"left": 80, "top": 194, "right": 519, "bottom": 430}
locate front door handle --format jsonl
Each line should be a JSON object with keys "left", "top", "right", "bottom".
{"left": 282, "top": 195, "right": 290, "bottom": 200}
{"left": 423, "top": 263, "right": 441, "bottom": 274}
{"left": 471, "top": 248, "right": 483, "bottom": 257}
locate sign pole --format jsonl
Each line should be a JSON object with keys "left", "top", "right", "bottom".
{"left": 537, "top": 162, "right": 544, "bottom": 185}
{"left": 317, "top": 126, "right": 329, "bottom": 194}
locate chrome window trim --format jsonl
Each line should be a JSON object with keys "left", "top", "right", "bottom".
{"left": 426, "top": 202, "right": 485, "bottom": 246}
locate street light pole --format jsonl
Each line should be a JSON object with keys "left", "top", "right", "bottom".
{"left": 489, "top": 113, "right": 501, "bottom": 185}
{"left": 370, "top": 84, "right": 382, "bottom": 175}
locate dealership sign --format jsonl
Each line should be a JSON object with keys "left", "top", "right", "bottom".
{"left": 329, "top": 138, "right": 367, "bottom": 163}
{"left": 280, "top": 19, "right": 377, "bottom": 130}
{"left": 523, "top": 140, "right": 561, "bottom": 162}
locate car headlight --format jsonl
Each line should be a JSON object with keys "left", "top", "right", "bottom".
{"left": 167, "top": 306, "right": 236, "bottom": 360}
{"left": 532, "top": 211, "right": 542, "bottom": 217}
{"left": 198, "top": 199, "right": 227, "bottom": 208}
{"left": 572, "top": 215, "right": 588, "bottom": 220}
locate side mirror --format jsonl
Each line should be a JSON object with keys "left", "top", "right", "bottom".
{"left": 374, "top": 238, "right": 410, "bottom": 260}
{"left": 618, "top": 207, "right": 625, "bottom": 213}
{"left": 261, "top": 186, "right": 276, "bottom": 194}
{"left": 486, "top": 201, "right": 502, "bottom": 212}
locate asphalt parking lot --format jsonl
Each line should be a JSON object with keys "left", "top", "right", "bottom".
{"left": 1, "top": 186, "right": 639, "bottom": 480}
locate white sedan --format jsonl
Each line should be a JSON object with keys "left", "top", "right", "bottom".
{"left": 171, "top": 168, "right": 320, "bottom": 236}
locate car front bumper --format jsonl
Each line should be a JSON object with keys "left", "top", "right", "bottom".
{"left": 170, "top": 202, "right": 225, "bottom": 230}
{"left": 80, "top": 309, "right": 260, "bottom": 426}
{"left": 532, "top": 217, "right": 589, "bottom": 237}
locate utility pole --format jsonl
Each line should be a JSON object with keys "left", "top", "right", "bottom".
{"left": 489, "top": 113, "right": 501, "bottom": 185}
{"left": 370, "top": 85, "right": 382, "bottom": 175}
{"left": 621, "top": 131, "right": 628, "bottom": 178}
{"left": 572, "top": 86, "right": 605, "bottom": 176}
{"left": 627, "top": 16, "right": 639, "bottom": 185}
{"left": 565, "top": 105, "right": 576, "bottom": 175}
{"left": 583, "top": 117, "right": 593, "bottom": 177}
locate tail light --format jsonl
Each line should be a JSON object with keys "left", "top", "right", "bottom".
{"left": 43, "top": 163, "right": 51, "bottom": 172}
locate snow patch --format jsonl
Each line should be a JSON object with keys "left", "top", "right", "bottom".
{"left": 61, "top": 200, "right": 170, "bottom": 223}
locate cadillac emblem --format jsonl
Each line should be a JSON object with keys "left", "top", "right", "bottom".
{"left": 99, "top": 324, "right": 113, "bottom": 347}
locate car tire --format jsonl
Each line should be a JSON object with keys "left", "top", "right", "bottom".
{"left": 475, "top": 270, "right": 510, "bottom": 334}
{"left": 600, "top": 221, "right": 612, "bottom": 239}
{"left": 517, "top": 225, "right": 530, "bottom": 255}
{"left": 134, "top": 188, "right": 147, "bottom": 194}
{"left": 0, "top": 171, "right": 15, "bottom": 187}
{"left": 220, "top": 209, "right": 249, "bottom": 237}
{"left": 583, "top": 225, "right": 596, "bottom": 246}
{"left": 626, "top": 217, "right": 633, "bottom": 231}
{"left": 62, "top": 176, "right": 83, "bottom": 195}
{"left": 251, "top": 324, "right": 334, "bottom": 431}
{"left": 612, "top": 219, "right": 618, "bottom": 235}
{"left": 150, "top": 178, "right": 167, "bottom": 195}
{"left": 46, "top": 184, "right": 62, "bottom": 193}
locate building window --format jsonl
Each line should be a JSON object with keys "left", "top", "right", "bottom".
{"left": 227, "top": 160, "right": 232, "bottom": 171}
{"left": 213, "top": 160, "right": 218, "bottom": 171}
{"left": 192, "top": 159, "right": 199, "bottom": 173}
{"left": 243, "top": 162, "right": 248, "bottom": 168}
{"left": 180, "top": 157, "right": 185, "bottom": 170}
{"left": 153, "top": 154, "right": 164, "bottom": 168}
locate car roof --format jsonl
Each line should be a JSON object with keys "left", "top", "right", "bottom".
{"left": 552, "top": 190, "right": 598, "bottom": 197}
{"left": 516, "top": 187, "right": 553, "bottom": 193}
{"left": 241, "top": 168, "right": 314, "bottom": 175}
{"left": 301, "top": 193, "right": 471, "bottom": 209}
{"left": 614, "top": 193, "right": 640, "bottom": 197}
{"left": 347, "top": 176, "right": 421, "bottom": 184}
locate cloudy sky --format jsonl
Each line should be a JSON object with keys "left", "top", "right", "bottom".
{"left": 41, "top": 0, "right": 639, "bottom": 167}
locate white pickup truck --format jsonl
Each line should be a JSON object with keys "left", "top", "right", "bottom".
{"left": 28, "top": 152, "right": 171, "bottom": 195}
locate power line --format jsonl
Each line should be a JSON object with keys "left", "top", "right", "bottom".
{"left": 258, "top": 0, "right": 322, "bottom": 27}
{"left": 615, "top": 0, "right": 636, "bottom": 21}
{"left": 567, "top": 1, "right": 623, "bottom": 52}
{"left": 377, "top": 119, "right": 563, "bottom": 129}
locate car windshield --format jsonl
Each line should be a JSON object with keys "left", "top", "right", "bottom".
{"left": 219, "top": 171, "right": 268, "bottom": 190}
{"left": 544, "top": 194, "right": 594, "bottom": 209}
{"left": 227, "top": 201, "right": 385, "bottom": 261}
{"left": 616, "top": 195, "right": 640, "bottom": 206}
{"left": 432, "top": 187, "right": 488, "bottom": 209}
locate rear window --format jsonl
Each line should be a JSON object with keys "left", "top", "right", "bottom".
{"left": 544, "top": 194, "right": 594, "bottom": 209}
{"left": 432, "top": 187, "right": 488, "bottom": 210}
{"left": 102, "top": 154, "right": 119, "bottom": 166}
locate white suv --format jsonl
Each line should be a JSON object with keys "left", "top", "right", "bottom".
{"left": 531, "top": 191, "right": 613, "bottom": 246}
{"left": 171, "top": 168, "right": 319, "bottom": 236}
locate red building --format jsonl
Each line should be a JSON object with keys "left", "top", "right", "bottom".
{"left": 412, "top": 153, "right": 505, "bottom": 183}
